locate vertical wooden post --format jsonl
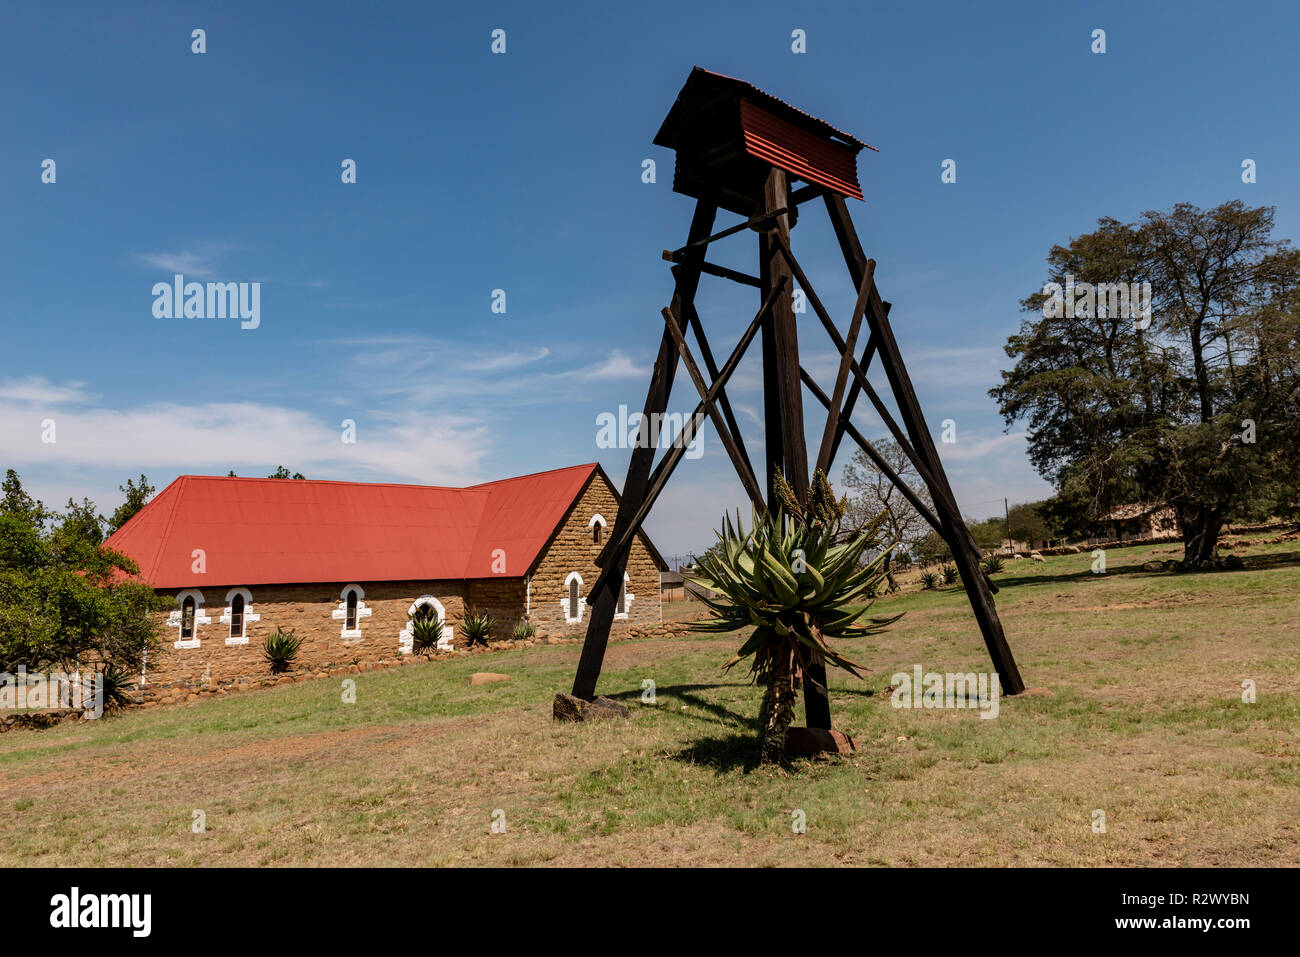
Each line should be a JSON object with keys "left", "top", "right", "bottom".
{"left": 571, "top": 199, "right": 717, "bottom": 701}
{"left": 758, "top": 168, "right": 830, "bottom": 729}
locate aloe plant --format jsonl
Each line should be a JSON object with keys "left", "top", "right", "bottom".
{"left": 262, "top": 628, "right": 302, "bottom": 674}
{"left": 688, "top": 472, "right": 899, "bottom": 764}
{"left": 981, "top": 553, "right": 1006, "bottom": 574}
{"left": 941, "top": 563, "right": 959, "bottom": 586}
{"left": 461, "top": 612, "right": 494, "bottom": 647}
{"left": 512, "top": 619, "right": 535, "bottom": 640}
{"left": 409, "top": 613, "right": 445, "bottom": 655}
{"left": 919, "top": 571, "right": 939, "bottom": 590}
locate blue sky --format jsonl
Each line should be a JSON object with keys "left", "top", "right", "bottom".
{"left": 2, "top": 0, "right": 1297, "bottom": 559}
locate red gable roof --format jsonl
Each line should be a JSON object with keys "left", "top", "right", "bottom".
{"left": 103, "top": 464, "right": 607, "bottom": 588}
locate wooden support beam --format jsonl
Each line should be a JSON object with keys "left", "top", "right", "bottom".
{"left": 661, "top": 304, "right": 767, "bottom": 512}
{"left": 758, "top": 167, "right": 826, "bottom": 730}
{"left": 672, "top": 269, "right": 758, "bottom": 492}
{"left": 802, "top": 367, "right": 942, "bottom": 534}
{"left": 814, "top": 258, "right": 875, "bottom": 475}
{"left": 666, "top": 207, "right": 789, "bottom": 259}
{"left": 822, "top": 195, "right": 1026, "bottom": 695}
{"left": 789, "top": 183, "right": 827, "bottom": 206}
{"left": 572, "top": 200, "right": 717, "bottom": 701}
{"left": 585, "top": 275, "right": 788, "bottom": 603}
{"left": 828, "top": 322, "right": 882, "bottom": 470}
{"left": 662, "top": 250, "right": 762, "bottom": 288}
{"left": 773, "top": 235, "right": 943, "bottom": 500}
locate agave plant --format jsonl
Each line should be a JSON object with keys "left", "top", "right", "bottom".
{"left": 96, "top": 664, "right": 135, "bottom": 711}
{"left": 941, "top": 563, "right": 959, "bottom": 586}
{"left": 263, "top": 628, "right": 302, "bottom": 675}
{"left": 409, "top": 613, "right": 445, "bottom": 655}
{"left": 919, "top": 571, "right": 939, "bottom": 591}
{"left": 512, "top": 619, "right": 536, "bottom": 640}
{"left": 462, "top": 612, "right": 494, "bottom": 647}
{"left": 981, "top": 553, "right": 1006, "bottom": 574}
{"left": 688, "top": 472, "right": 899, "bottom": 764}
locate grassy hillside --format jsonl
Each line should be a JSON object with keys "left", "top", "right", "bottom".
{"left": 2, "top": 540, "right": 1297, "bottom": 867}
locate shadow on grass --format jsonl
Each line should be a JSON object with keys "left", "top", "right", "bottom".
{"left": 605, "top": 681, "right": 756, "bottom": 729}
{"left": 669, "top": 731, "right": 762, "bottom": 773}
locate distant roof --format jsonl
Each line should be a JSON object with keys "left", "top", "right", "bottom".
{"left": 102, "top": 464, "right": 653, "bottom": 588}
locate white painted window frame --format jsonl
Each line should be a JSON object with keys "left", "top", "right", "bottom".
{"left": 398, "top": 595, "right": 454, "bottom": 654}
{"left": 332, "top": 583, "right": 372, "bottom": 640}
{"left": 562, "top": 571, "right": 586, "bottom": 624}
{"left": 167, "top": 589, "right": 210, "bottom": 649}
{"left": 588, "top": 513, "right": 607, "bottom": 545}
{"left": 219, "top": 587, "right": 260, "bottom": 645}
{"left": 614, "top": 572, "right": 634, "bottom": 620}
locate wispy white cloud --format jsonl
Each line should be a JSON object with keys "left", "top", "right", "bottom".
{"left": 0, "top": 376, "right": 95, "bottom": 406}
{"left": 132, "top": 242, "right": 237, "bottom": 278}
{"left": 0, "top": 382, "right": 490, "bottom": 488}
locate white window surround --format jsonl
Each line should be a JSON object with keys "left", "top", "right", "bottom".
{"left": 615, "top": 572, "right": 635, "bottom": 621}
{"left": 588, "top": 514, "right": 607, "bottom": 529}
{"left": 331, "top": 583, "right": 372, "bottom": 639}
{"left": 562, "top": 572, "right": 586, "bottom": 624}
{"left": 166, "top": 589, "right": 211, "bottom": 650}
{"left": 219, "top": 587, "right": 260, "bottom": 645}
{"left": 398, "top": 595, "right": 454, "bottom": 654}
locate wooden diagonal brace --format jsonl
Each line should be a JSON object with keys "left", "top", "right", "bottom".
{"left": 814, "top": 258, "right": 875, "bottom": 475}
{"left": 587, "top": 275, "right": 788, "bottom": 601}
{"left": 801, "top": 367, "right": 942, "bottom": 534}
{"left": 662, "top": 305, "right": 767, "bottom": 512}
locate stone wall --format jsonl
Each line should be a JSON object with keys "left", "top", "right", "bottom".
{"left": 526, "top": 471, "right": 662, "bottom": 631}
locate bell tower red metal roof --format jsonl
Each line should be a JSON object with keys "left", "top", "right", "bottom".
{"left": 654, "top": 67, "right": 875, "bottom": 213}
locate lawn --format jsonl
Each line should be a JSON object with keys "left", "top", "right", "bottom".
{"left": 1, "top": 539, "right": 1297, "bottom": 867}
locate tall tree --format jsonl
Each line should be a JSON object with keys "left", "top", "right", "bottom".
{"left": 105, "top": 474, "right": 155, "bottom": 534}
{"left": 841, "top": 439, "right": 934, "bottom": 591}
{"left": 993, "top": 201, "right": 1300, "bottom": 568}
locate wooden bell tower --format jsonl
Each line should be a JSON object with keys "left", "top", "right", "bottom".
{"left": 570, "top": 69, "right": 1025, "bottom": 728}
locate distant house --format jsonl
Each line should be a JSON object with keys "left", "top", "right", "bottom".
{"left": 660, "top": 570, "right": 686, "bottom": 602}
{"left": 1088, "top": 502, "right": 1178, "bottom": 543}
{"left": 103, "top": 464, "right": 665, "bottom": 688}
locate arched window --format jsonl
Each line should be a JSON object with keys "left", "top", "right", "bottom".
{"left": 562, "top": 572, "right": 585, "bottom": 624}
{"left": 617, "top": 578, "right": 626, "bottom": 615}
{"left": 345, "top": 589, "right": 358, "bottom": 630}
{"left": 589, "top": 514, "right": 607, "bottom": 547}
{"left": 593, "top": 523, "right": 602, "bottom": 545}
{"left": 181, "top": 596, "right": 196, "bottom": 639}
{"left": 229, "top": 593, "right": 245, "bottom": 639}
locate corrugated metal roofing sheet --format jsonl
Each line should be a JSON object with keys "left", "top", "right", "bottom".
{"left": 655, "top": 67, "right": 875, "bottom": 152}
{"left": 739, "top": 99, "right": 864, "bottom": 201}
{"left": 103, "top": 464, "right": 600, "bottom": 588}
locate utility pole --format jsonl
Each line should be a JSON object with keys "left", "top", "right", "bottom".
{"left": 1004, "top": 497, "right": 1012, "bottom": 554}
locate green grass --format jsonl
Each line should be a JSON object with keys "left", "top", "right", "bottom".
{"left": 1, "top": 540, "right": 1297, "bottom": 866}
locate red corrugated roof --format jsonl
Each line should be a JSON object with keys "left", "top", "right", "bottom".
{"left": 739, "top": 99, "right": 864, "bottom": 201}
{"left": 103, "top": 464, "right": 601, "bottom": 588}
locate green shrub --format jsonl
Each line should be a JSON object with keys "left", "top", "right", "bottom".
{"left": 919, "top": 571, "right": 938, "bottom": 590}
{"left": 409, "top": 614, "right": 445, "bottom": 655}
{"left": 512, "top": 619, "right": 535, "bottom": 640}
{"left": 982, "top": 554, "right": 1006, "bottom": 574}
{"left": 462, "top": 612, "right": 494, "bottom": 647}
{"left": 262, "top": 628, "right": 302, "bottom": 674}
{"left": 941, "top": 564, "right": 959, "bottom": 585}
